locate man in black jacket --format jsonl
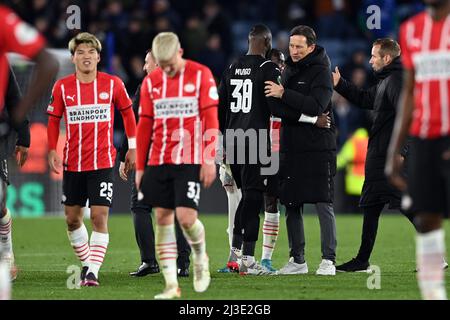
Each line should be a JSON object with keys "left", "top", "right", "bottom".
{"left": 333, "top": 38, "right": 447, "bottom": 272}
{"left": 118, "top": 50, "right": 191, "bottom": 277}
{"left": 0, "top": 66, "right": 31, "bottom": 281}
{"left": 265, "top": 25, "right": 337, "bottom": 276}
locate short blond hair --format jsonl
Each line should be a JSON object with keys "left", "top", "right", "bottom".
{"left": 68, "top": 32, "right": 102, "bottom": 55}
{"left": 152, "top": 32, "right": 180, "bottom": 62}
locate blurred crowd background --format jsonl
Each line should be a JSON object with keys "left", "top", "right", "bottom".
{"left": 5, "top": 0, "right": 426, "bottom": 150}
{"left": 2, "top": 0, "right": 427, "bottom": 215}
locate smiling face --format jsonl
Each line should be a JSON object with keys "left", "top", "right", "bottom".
{"left": 289, "top": 35, "right": 315, "bottom": 62}
{"left": 72, "top": 43, "right": 100, "bottom": 74}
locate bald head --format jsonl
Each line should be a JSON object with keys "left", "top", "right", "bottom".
{"left": 248, "top": 24, "right": 272, "bottom": 57}
{"left": 249, "top": 24, "right": 272, "bottom": 40}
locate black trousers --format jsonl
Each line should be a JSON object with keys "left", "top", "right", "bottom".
{"left": 356, "top": 202, "right": 415, "bottom": 262}
{"left": 130, "top": 171, "right": 191, "bottom": 268}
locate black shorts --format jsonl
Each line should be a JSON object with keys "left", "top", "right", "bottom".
{"left": 63, "top": 168, "right": 114, "bottom": 207}
{"left": 141, "top": 164, "right": 201, "bottom": 210}
{"left": 230, "top": 163, "right": 267, "bottom": 191}
{"left": 406, "top": 136, "right": 449, "bottom": 216}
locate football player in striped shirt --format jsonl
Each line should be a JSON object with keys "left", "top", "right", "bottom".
{"left": 47, "top": 33, "right": 137, "bottom": 287}
{"left": 386, "top": 0, "right": 450, "bottom": 300}
{"left": 136, "top": 32, "right": 218, "bottom": 299}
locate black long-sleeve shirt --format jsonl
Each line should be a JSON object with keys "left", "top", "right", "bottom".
{"left": 3, "top": 67, "right": 30, "bottom": 148}
{"left": 118, "top": 85, "right": 140, "bottom": 162}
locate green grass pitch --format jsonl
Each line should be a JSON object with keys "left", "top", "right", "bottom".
{"left": 10, "top": 214, "right": 450, "bottom": 300}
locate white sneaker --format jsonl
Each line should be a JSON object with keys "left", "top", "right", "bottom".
{"left": 154, "top": 286, "right": 181, "bottom": 300}
{"left": 316, "top": 259, "right": 336, "bottom": 276}
{"left": 276, "top": 257, "right": 308, "bottom": 275}
{"left": 193, "top": 254, "right": 211, "bottom": 293}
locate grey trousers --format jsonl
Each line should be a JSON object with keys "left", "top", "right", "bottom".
{"left": 286, "top": 202, "right": 337, "bottom": 263}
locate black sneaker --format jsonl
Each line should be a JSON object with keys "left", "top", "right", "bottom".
{"left": 79, "top": 266, "right": 89, "bottom": 286}
{"left": 130, "top": 262, "right": 160, "bottom": 277}
{"left": 178, "top": 267, "right": 189, "bottom": 277}
{"left": 336, "top": 258, "right": 370, "bottom": 272}
{"left": 83, "top": 272, "right": 99, "bottom": 286}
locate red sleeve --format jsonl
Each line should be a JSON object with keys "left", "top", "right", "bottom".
{"left": 47, "top": 80, "right": 65, "bottom": 118}
{"left": 136, "top": 117, "right": 153, "bottom": 170}
{"left": 47, "top": 115, "right": 60, "bottom": 151}
{"left": 399, "top": 21, "right": 414, "bottom": 71}
{"left": 136, "top": 76, "right": 155, "bottom": 170}
{"left": 113, "top": 76, "right": 132, "bottom": 110}
{"left": 139, "top": 76, "right": 155, "bottom": 118}
{"left": 0, "top": 6, "right": 46, "bottom": 59}
{"left": 201, "top": 105, "right": 219, "bottom": 164}
{"left": 199, "top": 66, "right": 219, "bottom": 111}
{"left": 120, "top": 106, "right": 136, "bottom": 140}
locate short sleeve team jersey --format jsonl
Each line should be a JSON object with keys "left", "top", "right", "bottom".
{"left": 399, "top": 11, "right": 450, "bottom": 138}
{"left": 139, "top": 59, "right": 218, "bottom": 165}
{"left": 47, "top": 72, "right": 132, "bottom": 172}
{"left": 0, "top": 5, "right": 45, "bottom": 112}
{"left": 218, "top": 55, "right": 281, "bottom": 158}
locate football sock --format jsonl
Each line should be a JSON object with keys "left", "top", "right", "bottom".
{"left": 229, "top": 247, "right": 242, "bottom": 262}
{"left": 67, "top": 224, "right": 90, "bottom": 268}
{"left": 231, "top": 232, "right": 243, "bottom": 247}
{"left": 89, "top": 231, "right": 109, "bottom": 278}
{"left": 242, "top": 241, "right": 256, "bottom": 262}
{"left": 227, "top": 188, "right": 242, "bottom": 248}
{"left": 0, "top": 257, "right": 11, "bottom": 300}
{"left": 156, "top": 224, "right": 178, "bottom": 289}
{"left": 242, "top": 255, "right": 255, "bottom": 267}
{"left": 0, "top": 209, "right": 12, "bottom": 254}
{"left": 262, "top": 211, "right": 280, "bottom": 260}
{"left": 416, "top": 229, "right": 447, "bottom": 300}
{"left": 182, "top": 219, "right": 206, "bottom": 260}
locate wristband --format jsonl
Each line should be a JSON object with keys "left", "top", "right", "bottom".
{"left": 299, "top": 114, "right": 318, "bottom": 124}
{"left": 128, "top": 137, "right": 136, "bottom": 149}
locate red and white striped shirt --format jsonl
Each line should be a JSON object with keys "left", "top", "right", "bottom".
{"left": 47, "top": 72, "right": 133, "bottom": 172}
{"left": 0, "top": 5, "right": 45, "bottom": 113}
{"left": 139, "top": 60, "right": 219, "bottom": 166}
{"left": 399, "top": 11, "right": 450, "bottom": 139}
